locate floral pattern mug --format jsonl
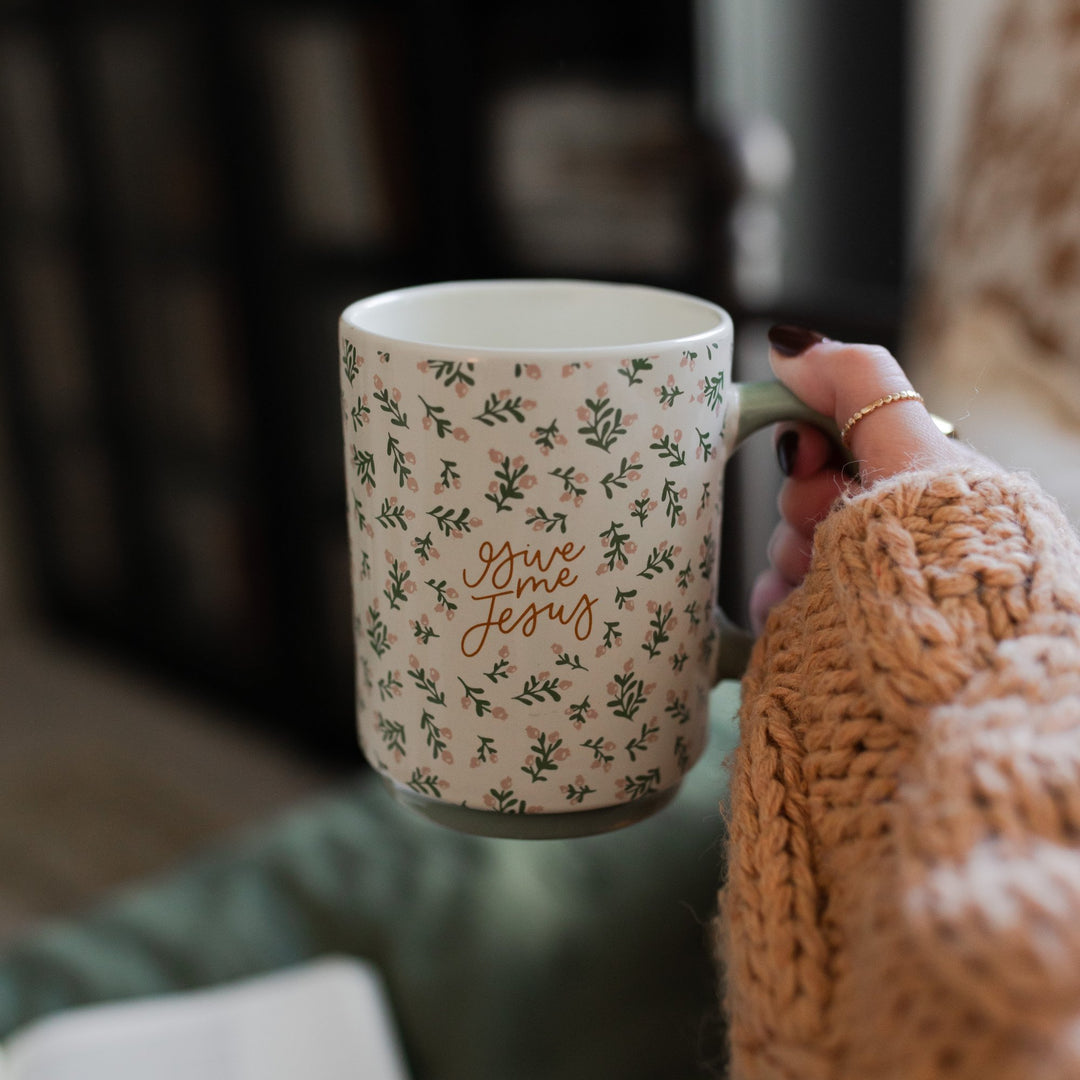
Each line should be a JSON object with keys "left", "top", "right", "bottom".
{"left": 339, "top": 280, "right": 828, "bottom": 838}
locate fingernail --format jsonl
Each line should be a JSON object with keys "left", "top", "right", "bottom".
{"left": 768, "top": 324, "right": 826, "bottom": 357}
{"left": 776, "top": 429, "right": 799, "bottom": 476}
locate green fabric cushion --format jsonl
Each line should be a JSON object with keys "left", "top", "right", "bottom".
{"left": 0, "top": 683, "right": 740, "bottom": 1080}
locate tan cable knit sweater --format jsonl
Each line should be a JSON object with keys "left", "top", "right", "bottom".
{"left": 719, "top": 463, "right": 1080, "bottom": 1079}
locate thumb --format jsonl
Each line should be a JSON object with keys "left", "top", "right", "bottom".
{"left": 767, "top": 325, "right": 964, "bottom": 483}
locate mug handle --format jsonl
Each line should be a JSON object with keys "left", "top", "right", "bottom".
{"left": 713, "top": 380, "right": 956, "bottom": 680}
{"left": 713, "top": 380, "right": 837, "bottom": 680}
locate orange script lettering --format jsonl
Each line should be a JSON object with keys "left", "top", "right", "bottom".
{"left": 460, "top": 541, "right": 598, "bottom": 657}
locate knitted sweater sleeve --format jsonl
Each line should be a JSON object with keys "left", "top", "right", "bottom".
{"left": 719, "top": 465, "right": 1080, "bottom": 1080}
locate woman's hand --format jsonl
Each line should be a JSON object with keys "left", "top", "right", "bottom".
{"left": 748, "top": 325, "right": 979, "bottom": 633}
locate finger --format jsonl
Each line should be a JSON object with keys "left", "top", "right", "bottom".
{"left": 778, "top": 467, "right": 851, "bottom": 538}
{"left": 749, "top": 569, "right": 795, "bottom": 635}
{"left": 774, "top": 422, "right": 836, "bottom": 480}
{"left": 767, "top": 519, "right": 814, "bottom": 587}
{"left": 767, "top": 328, "right": 963, "bottom": 482}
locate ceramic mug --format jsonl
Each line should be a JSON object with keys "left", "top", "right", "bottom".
{"left": 339, "top": 280, "right": 831, "bottom": 839}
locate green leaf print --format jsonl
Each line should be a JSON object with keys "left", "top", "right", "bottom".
{"left": 376, "top": 498, "right": 409, "bottom": 530}
{"left": 578, "top": 396, "right": 629, "bottom": 452}
{"left": 485, "top": 455, "right": 529, "bottom": 512}
{"left": 373, "top": 386, "right": 408, "bottom": 427}
{"left": 607, "top": 669, "right": 648, "bottom": 721}
{"left": 650, "top": 432, "right": 686, "bottom": 467}
{"left": 618, "top": 356, "right": 653, "bottom": 386}
{"left": 342, "top": 341, "right": 358, "bottom": 384}
{"left": 376, "top": 713, "right": 406, "bottom": 756}
{"left": 426, "top": 358, "right": 475, "bottom": 388}
{"left": 473, "top": 393, "right": 527, "bottom": 426}
{"left": 599, "top": 456, "right": 643, "bottom": 499}
{"left": 521, "top": 729, "right": 567, "bottom": 783}
{"left": 418, "top": 396, "right": 453, "bottom": 438}
{"left": 525, "top": 507, "right": 567, "bottom": 534}
{"left": 407, "top": 767, "right": 444, "bottom": 799}
{"left": 621, "top": 767, "right": 661, "bottom": 802}
{"left": 513, "top": 674, "right": 564, "bottom": 705}
{"left": 702, "top": 370, "right": 725, "bottom": 411}
{"left": 638, "top": 543, "right": 678, "bottom": 580}
{"left": 427, "top": 505, "right": 473, "bottom": 537}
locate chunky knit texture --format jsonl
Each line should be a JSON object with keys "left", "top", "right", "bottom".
{"left": 718, "top": 464, "right": 1080, "bottom": 1079}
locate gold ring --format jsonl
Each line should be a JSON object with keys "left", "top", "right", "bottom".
{"left": 840, "top": 390, "right": 924, "bottom": 448}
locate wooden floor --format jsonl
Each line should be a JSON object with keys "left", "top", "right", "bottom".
{"left": 0, "top": 631, "right": 335, "bottom": 946}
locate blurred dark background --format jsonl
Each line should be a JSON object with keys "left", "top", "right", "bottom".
{"left": 0, "top": 0, "right": 913, "bottom": 764}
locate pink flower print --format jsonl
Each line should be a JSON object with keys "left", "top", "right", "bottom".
{"left": 647, "top": 600, "right": 658, "bottom": 614}
{"left": 576, "top": 405, "right": 590, "bottom": 423}
{"left": 452, "top": 427, "right": 469, "bottom": 442}
{"left": 406, "top": 477, "right": 419, "bottom": 493}
{"left": 422, "top": 416, "right": 432, "bottom": 431}
{"left": 551, "top": 642, "right": 564, "bottom": 655}
{"left": 492, "top": 707, "right": 508, "bottom": 721}
{"left": 596, "top": 382, "right": 608, "bottom": 397}
{"left": 454, "top": 382, "right": 469, "bottom": 399}
{"left": 592, "top": 741, "right": 616, "bottom": 771}
{"left": 409, "top": 653, "right": 420, "bottom": 669}
{"left": 651, "top": 424, "right": 664, "bottom": 439}
{"left": 468, "top": 517, "right": 482, "bottom": 529}
{"left": 521, "top": 473, "right": 537, "bottom": 490}
{"left": 373, "top": 374, "right": 384, "bottom": 391}
{"left": 595, "top": 644, "right": 608, "bottom": 657}
{"left": 623, "top": 658, "right": 635, "bottom": 674}
{"left": 673, "top": 429, "right": 683, "bottom": 443}
{"left": 441, "top": 750, "right": 454, "bottom": 765}
{"left": 488, "top": 448, "right": 503, "bottom": 463}
{"left": 523, "top": 363, "right": 541, "bottom": 380}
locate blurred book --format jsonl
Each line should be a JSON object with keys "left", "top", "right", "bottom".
{"left": 258, "top": 17, "right": 394, "bottom": 249}
{"left": 0, "top": 957, "right": 411, "bottom": 1080}
{"left": 489, "top": 79, "right": 697, "bottom": 276}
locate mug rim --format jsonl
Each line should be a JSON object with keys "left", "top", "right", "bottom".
{"left": 340, "top": 278, "right": 732, "bottom": 356}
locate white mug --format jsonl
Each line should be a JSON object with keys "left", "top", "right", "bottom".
{"left": 339, "top": 280, "right": 829, "bottom": 838}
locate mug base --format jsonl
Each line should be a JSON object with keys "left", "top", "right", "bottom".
{"left": 383, "top": 778, "right": 682, "bottom": 840}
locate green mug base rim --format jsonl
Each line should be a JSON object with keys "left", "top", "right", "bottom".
{"left": 383, "top": 778, "right": 682, "bottom": 840}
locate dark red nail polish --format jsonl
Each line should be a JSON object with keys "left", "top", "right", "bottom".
{"left": 776, "top": 429, "right": 799, "bottom": 476}
{"left": 768, "top": 324, "right": 826, "bottom": 357}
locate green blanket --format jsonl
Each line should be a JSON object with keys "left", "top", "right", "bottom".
{"left": 0, "top": 683, "right": 740, "bottom": 1080}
